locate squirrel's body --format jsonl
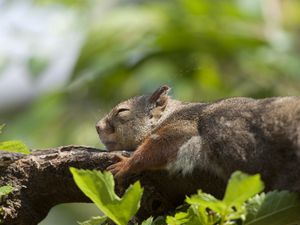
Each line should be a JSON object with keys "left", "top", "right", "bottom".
{"left": 97, "top": 86, "right": 300, "bottom": 193}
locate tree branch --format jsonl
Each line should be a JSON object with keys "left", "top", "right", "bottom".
{"left": 0, "top": 146, "right": 226, "bottom": 225}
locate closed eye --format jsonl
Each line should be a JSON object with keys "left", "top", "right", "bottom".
{"left": 116, "top": 108, "right": 130, "bottom": 116}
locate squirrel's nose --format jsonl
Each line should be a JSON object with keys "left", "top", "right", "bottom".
{"left": 96, "top": 120, "right": 105, "bottom": 135}
{"left": 96, "top": 119, "right": 114, "bottom": 134}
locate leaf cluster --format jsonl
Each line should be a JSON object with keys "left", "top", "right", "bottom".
{"left": 167, "top": 172, "right": 300, "bottom": 225}
{"left": 70, "top": 169, "right": 300, "bottom": 225}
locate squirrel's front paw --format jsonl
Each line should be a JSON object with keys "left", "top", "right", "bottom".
{"left": 107, "top": 156, "right": 130, "bottom": 183}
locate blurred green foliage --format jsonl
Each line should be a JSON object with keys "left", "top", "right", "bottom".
{"left": 1, "top": 0, "right": 300, "bottom": 150}
{"left": 0, "top": 1, "right": 299, "bottom": 224}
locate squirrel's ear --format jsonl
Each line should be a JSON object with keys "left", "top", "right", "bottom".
{"left": 149, "top": 85, "right": 171, "bottom": 107}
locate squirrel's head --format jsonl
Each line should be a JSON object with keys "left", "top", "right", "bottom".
{"left": 96, "top": 85, "right": 171, "bottom": 151}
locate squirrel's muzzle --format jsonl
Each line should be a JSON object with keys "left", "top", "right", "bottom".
{"left": 96, "top": 118, "right": 114, "bottom": 135}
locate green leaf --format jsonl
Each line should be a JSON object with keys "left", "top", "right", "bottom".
{"left": 0, "top": 141, "right": 30, "bottom": 154}
{"left": 152, "top": 216, "right": 167, "bottom": 225}
{"left": 223, "top": 171, "right": 264, "bottom": 206}
{"left": 0, "top": 185, "right": 13, "bottom": 198}
{"left": 245, "top": 191, "right": 300, "bottom": 225}
{"left": 166, "top": 212, "right": 189, "bottom": 225}
{"left": 186, "top": 190, "right": 226, "bottom": 214}
{"left": 70, "top": 168, "right": 143, "bottom": 225}
{"left": 189, "top": 206, "right": 212, "bottom": 225}
{"left": 78, "top": 216, "right": 107, "bottom": 225}
{"left": 245, "top": 193, "right": 265, "bottom": 222}
{"left": 141, "top": 217, "right": 154, "bottom": 225}
{"left": 166, "top": 206, "right": 208, "bottom": 225}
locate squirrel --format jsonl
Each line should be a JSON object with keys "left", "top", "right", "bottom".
{"left": 96, "top": 85, "right": 300, "bottom": 193}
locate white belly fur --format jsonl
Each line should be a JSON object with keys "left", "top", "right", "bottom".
{"left": 167, "top": 136, "right": 207, "bottom": 175}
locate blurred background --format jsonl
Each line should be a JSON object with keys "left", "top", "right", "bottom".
{"left": 0, "top": 0, "right": 300, "bottom": 224}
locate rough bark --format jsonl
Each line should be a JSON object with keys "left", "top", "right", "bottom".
{"left": 0, "top": 146, "right": 178, "bottom": 225}
{"left": 0, "top": 146, "right": 226, "bottom": 225}
{"left": 0, "top": 146, "right": 113, "bottom": 225}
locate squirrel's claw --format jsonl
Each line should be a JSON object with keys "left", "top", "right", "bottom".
{"left": 106, "top": 161, "right": 122, "bottom": 175}
{"left": 106, "top": 157, "right": 130, "bottom": 184}
{"left": 111, "top": 153, "right": 128, "bottom": 163}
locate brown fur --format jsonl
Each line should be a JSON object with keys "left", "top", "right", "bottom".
{"left": 97, "top": 86, "right": 300, "bottom": 193}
